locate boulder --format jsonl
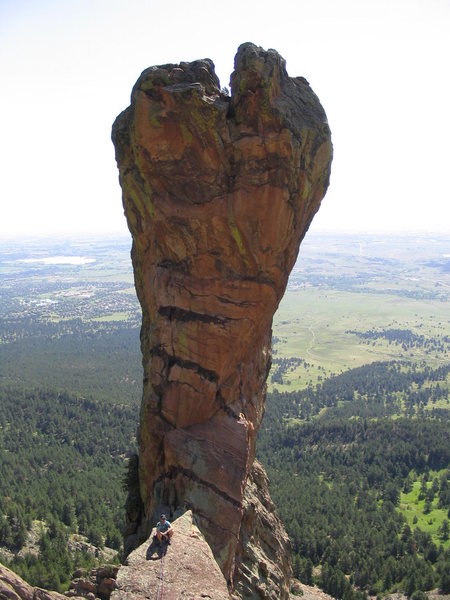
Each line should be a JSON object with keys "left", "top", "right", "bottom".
{"left": 67, "top": 565, "right": 119, "bottom": 600}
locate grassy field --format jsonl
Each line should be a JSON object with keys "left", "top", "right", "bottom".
{"left": 270, "top": 288, "right": 450, "bottom": 392}
{"left": 2, "top": 233, "right": 448, "bottom": 394}
{"left": 399, "top": 472, "right": 450, "bottom": 551}
{"left": 91, "top": 312, "right": 133, "bottom": 322}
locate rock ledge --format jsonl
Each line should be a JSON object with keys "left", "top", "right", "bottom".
{"left": 111, "top": 510, "right": 229, "bottom": 599}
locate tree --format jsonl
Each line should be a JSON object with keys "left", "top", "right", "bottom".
{"left": 405, "top": 573, "right": 418, "bottom": 597}
{"left": 411, "top": 592, "right": 427, "bottom": 600}
{"left": 300, "top": 558, "right": 314, "bottom": 586}
{"left": 439, "top": 519, "right": 449, "bottom": 542}
{"left": 87, "top": 526, "right": 103, "bottom": 549}
{"left": 62, "top": 502, "right": 76, "bottom": 529}
{"left": 384, "top": 482, "right": 400, "bottom": 505}
{"left": 419, "top": 478, "right": 427, "bottom": 501}
{"left": 403, "top": 475, "right": 413, "bottom": 494}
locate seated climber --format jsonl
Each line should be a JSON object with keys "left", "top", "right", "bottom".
{"left": 155, "top": 514, "right": 173, "bottom": 545}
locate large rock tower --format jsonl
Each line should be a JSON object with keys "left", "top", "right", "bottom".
{"left": 112, "top": 42, "right": 332, "bottom": 598}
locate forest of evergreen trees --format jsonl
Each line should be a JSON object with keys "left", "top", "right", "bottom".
{"left": 258, "top": 361, "right": 450, "bottom": 598}
{"left": 0, "top": 385, "right": 136, "bottom": 590}
{"left": 0, "top": 346, "right": 448, "bottom": 596}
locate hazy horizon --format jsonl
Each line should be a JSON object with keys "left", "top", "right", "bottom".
{"left": 1, "top": 228, "right": 449, "bottom": 243}
{"left": 1, "top": 0, "right": 449, "bottom": 237}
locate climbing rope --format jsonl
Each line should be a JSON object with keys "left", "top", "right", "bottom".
{"left": 155, "top": 547, "right": 165, "bottom": 600}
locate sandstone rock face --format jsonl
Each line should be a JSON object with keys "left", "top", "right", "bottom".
{"left": 111, "top": 510, "right": 229, "bottom": 599}
{"left": 112, "top": 42, "right": 332, "bottom": 598}
{"left": 0, "top": 562, "right": 76, "bottom": 600}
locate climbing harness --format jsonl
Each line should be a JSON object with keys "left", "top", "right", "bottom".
{"left": 155, "top": 544, "right": 165, "bottom": 600}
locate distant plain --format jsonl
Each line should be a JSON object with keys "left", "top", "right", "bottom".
{"left": 1, "top": 232, "right": 448, "bottom": 396}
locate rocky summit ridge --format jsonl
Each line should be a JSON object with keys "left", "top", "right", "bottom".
{"left": 112, "top": 42, "right": 332, "bottom": 599}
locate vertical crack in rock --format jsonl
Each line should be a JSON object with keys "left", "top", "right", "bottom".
{"left": 112, "top": 42, "right": 332, "bottom": 599}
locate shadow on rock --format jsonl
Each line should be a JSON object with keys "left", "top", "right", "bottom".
{"left": 146, "top": 536, "right": 168, "bottom": 560}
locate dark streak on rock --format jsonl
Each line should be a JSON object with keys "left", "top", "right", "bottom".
{"left": 156, "top": 467, "right": 243, "bottom": 509}
{"left": 151, "top": 346, "right": 219, "bottom": 384}
{"left": 158, "top": 305, "right": 229, "bottom": 326}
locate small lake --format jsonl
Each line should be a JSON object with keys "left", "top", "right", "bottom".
{"left": 19, "top": 256, "right": 96, "bottom": 265}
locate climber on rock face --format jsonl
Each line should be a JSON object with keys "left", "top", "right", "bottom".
{"left": 155, "top": 514, "right": 173, "bottom": 545}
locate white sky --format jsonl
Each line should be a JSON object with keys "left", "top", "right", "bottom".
{"left": 0, "top": 0, "right": 449, "bottom": 236}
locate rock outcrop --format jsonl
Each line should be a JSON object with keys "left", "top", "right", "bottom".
{"left": 66, "top": 566, "right": 119, "bottom": 599}
{"left": 111, "top": 510, "right": 229, "bottom": 599}
{"left": 112, "top": 42, "right": 332, "bottom": 598}
{"left": 0, "top": 563, "right": 77, "bottom": 600}
{"left": 0, "top": 562, "right": 121, "bottom": 600}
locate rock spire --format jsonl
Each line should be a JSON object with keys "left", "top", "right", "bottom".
{"left": 112, "top": 42, "right": 332, "bottom": 598}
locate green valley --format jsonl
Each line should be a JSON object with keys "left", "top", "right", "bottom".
{"left": 0, "top": 232, "right": 448, "bottom": 596}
